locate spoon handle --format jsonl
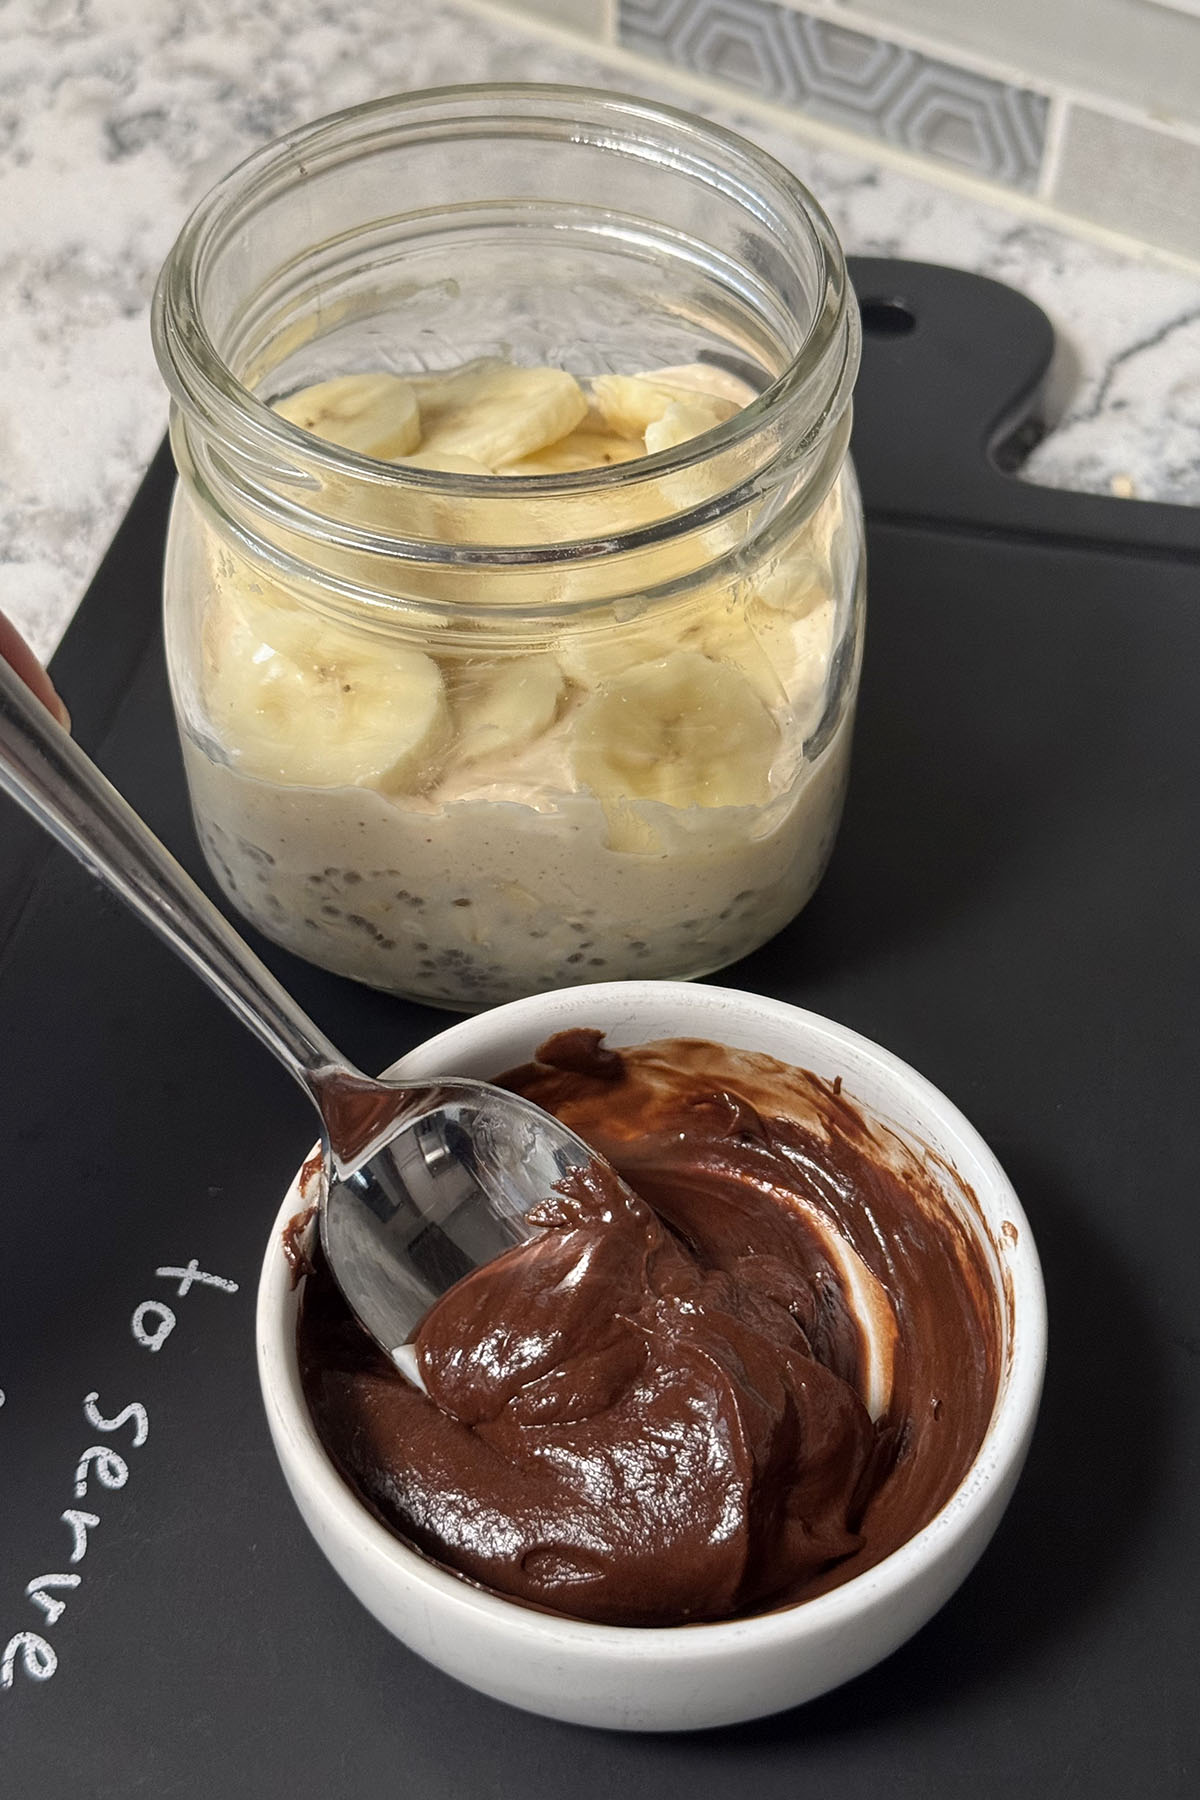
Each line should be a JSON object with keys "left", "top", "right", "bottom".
{"left": 0, "top": 652, "right": 351, "bottom": 1109}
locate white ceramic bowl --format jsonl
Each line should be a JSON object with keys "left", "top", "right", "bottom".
{"left": 257, "top": 981, "right": 1046, "bottom": 1732}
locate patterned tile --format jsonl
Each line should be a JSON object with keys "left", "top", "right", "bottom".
{"left": 618, "top": 0, "right": 1050, "bottom": 190}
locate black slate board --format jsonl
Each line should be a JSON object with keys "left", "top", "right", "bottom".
{"left": 1, "top": 261, "right": 1197, "bottom": 1797}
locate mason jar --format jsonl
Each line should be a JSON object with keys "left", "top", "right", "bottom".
{"left": 152, "top": 86, "right": 864, "bottom": 1011}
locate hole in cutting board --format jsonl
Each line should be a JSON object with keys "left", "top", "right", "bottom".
{"left": 860, "top": 297, "right": 916, "bottom": 336}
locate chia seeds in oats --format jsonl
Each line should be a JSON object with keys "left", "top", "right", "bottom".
{"left": 180, "top": 703, "right": 851, "bottom": 1009}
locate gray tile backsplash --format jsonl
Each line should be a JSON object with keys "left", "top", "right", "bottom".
{"left": 486, "top": 0, "right": 1200, "bottom": 264}
{"left": 1052, "top": 107, "right": 1200, "bottom": 263}
{"left": 618, "top": 0, "right": 1049, "bottom": 188}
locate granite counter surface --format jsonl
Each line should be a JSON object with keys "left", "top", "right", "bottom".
{"left": 2, "top": 0, "right": 1198, "bottom": 659}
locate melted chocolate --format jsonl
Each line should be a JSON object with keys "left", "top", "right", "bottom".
{"left": 296, "top": 1032, "right": 1001, "bottom": 1626}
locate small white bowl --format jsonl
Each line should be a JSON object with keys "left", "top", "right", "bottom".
{"left": 257, "top": 981, "right": 1045, "bottom": 1732}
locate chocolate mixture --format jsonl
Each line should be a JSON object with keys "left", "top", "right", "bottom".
{"left": 297, "top": 1031, "right": 1001, "bottom": 1626}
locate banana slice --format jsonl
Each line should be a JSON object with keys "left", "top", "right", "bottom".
{"left": 644, "top": 395, "right": 731, "bottom": 455}
{"left": 572, "top": 649, "right": 778, "bottom": 814}
{"left": 556, "top": 610, "right": 699, "bottom": 688}
{"left": 588, "top": 373, "right": 737, "bottom": 441}
{"left": 501, "top": 430, "right": 645, "bottom": 476}
{"left": 754, "top": 555, "right": 830, "bottom": 615}
{"left": 452, "top": 656, "right": 565, "bottom": 764}
{"left": 207, "top": 566, "right": 364, "bottom": 667}
{"left": 397, "top": 450, "right": 492, "bottom": 476}
{"left": 755, "top": 486, "right": 846, "bottom": 613}
{"left": 204, "top": 577, "right": 450, "bottom": 793}
{"left": 273, "top": 373, "right": 421, "bottom": 459}
{"left": 647, "top": 362, "right": 759, "bottom": 408}
{"left": 415, "top": 365, "right": 587, "bottom": 469}
{"left": 706, "top": 592, "right": 836, "bottom": 718}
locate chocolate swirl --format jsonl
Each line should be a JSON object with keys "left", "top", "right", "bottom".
{"left": 297, "top": 1031, "right": 1001, "bottom": 1625}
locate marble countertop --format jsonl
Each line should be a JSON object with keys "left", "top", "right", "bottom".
{"left": 2, "top": 0, "right": 1198, "bottom": 661}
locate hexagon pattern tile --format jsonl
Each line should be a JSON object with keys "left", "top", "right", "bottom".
{"left": 619, "top": 0, "right": 1049, "bottom": 190}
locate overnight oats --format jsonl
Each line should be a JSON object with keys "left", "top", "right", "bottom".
{"left": 154, "top": 88, "right": 865, "bottom": 1008}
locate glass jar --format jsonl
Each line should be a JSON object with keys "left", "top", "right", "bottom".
{"left": 153, "top": 86, "right": 864, "bottom": 1011}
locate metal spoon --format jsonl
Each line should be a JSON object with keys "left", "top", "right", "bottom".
{"left": 0, "top": 652, "right": 613, "bottom": 1369}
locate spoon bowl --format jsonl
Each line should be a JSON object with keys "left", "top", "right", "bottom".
{"left": 315, "top": 1069, "right": 603, "bottom": 1359}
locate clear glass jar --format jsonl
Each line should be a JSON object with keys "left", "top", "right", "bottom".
{"left": 153, "top": 86, "right": 864, "bottom": 1011}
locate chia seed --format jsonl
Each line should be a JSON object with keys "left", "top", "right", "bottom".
{"left": 238, "top": 839, "right": 274, "bottom": 866}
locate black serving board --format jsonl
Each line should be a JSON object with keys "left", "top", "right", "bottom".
{"left": 1, "top": 261, "right": 1197, "bottom": 1797}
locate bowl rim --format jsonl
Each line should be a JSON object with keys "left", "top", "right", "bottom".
{"left": 257, "top": 980, "right": 1046, "bottom": 1655}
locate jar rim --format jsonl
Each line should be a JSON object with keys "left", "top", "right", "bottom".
{"left": 153, "top": 83, "right": 859, "bottom": 512}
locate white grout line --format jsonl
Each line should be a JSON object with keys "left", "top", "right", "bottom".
{"left": 770, "top": 0, "right": 1200, "bottom": 147}
{"left": 774, "top": 0, "right": 1053, "bottom": 99}
{"left": 505, "top": 0, "right": 1200, "bottom": 149}
{"left": 1037, "top": 91, "right": 1072, "bottom": 202}
{"left": 459, "top": 0, "right": 1200, "bottom": 277}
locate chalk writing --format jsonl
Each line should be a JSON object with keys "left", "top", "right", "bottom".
{"left": 73, "top": 1446, "right": 128, "bottom": 1500}
{"left": 3, "top": 1258, "right": 238, "bottom": 1692}
{"left": 1, "top": 1633, "right": 55, "bottom": 1686}
{"left": 131, "top": 1301, "right": 176, "bottom": 1353}
{"left": 83, "top": 1393, "right": 148, "bottom": 1446}
{"left": 25, "top": 1575, "right": 80, "bottom": 1627}
{"left": 156, "top": 1261, "right": 238, "bottom": 1298}
{"left": 61, "top": 1511, "right": 99, "bottom": 1564}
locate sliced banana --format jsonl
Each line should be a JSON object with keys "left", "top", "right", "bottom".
{"left": 501, "top": 429, "right": 645, "bottom": 476}
{"left": 705, "top": 592, "right": 836, "bottom": 720}
{"left": 754, "top": 555, "right": 830, "bottom": 615}
{"left": 647, "top": 363, "right": 759, "bottom": 408}
{"left": 572, "top": 649, "right": 779, "bottom": 815}
{"left": 361, "top": 450, "right": 493, "bottom": 545}
{"left": 644, "top": 395, "right": 731, "bottom": 455}
{"left": 754, "top": 549, "right": 829, "bottom": 616}
{"left": 397, "top": 450, "right": 493, "bottom": 476}
{"left": 755, "top": 486, "right": 846, "bottom": 614}
{"left": 207, "top": 567, "right": 366, "bottom": 667}
{"left": 452, "top": 656, "right": 565, "bottom": 764}
{"left": 204, "top": 575, "right": 450, "bottom": 793}
{"left": 216, "top": 360, "right": 824, "bottom": 801}
{"left": 415, "top": 365, "right": 587, "bottom": 469}
{"left": 556, "top": 612, "right": 686, "bottom": 688}
{"left": 273, "top": 373, "right": 421, "bottom": 459}
{"left": 588, "top": 372, "right": 737, "bottom": 441}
